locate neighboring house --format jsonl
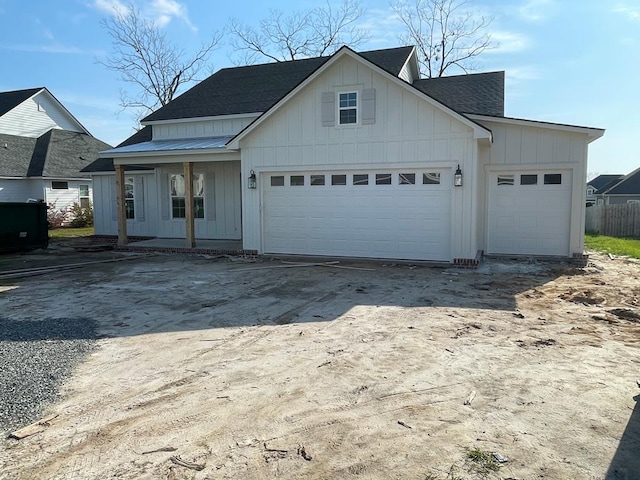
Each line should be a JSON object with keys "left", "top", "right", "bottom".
{"left": 592, "top": 167, "right": 640, "bottom": 205}
{"left": 586, "top": 174, "right": 623, "bottom": 206}
{"left": 0, "top": 87, "right": 111, "bottom": 211}
{"left": 85, "top": 46, "right": 604, "bottom": 262}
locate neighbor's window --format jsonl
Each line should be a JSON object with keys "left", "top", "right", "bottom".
{"left": 338, "top": 92, "right": 357, "bottom": 125}
{"left": 544, "top": 173, "right": 562, "bottom": 185}
{"left": 423, "top": 173, "right": 441, "bottom": 185}
{"left": 520, "top": 174, "right": 538, "bottom": 185}
{"left": 124, "top": 178, "right": 134, "bottom": 219}
{"left": 51, "top": 181, "right": 68, "bottom": 190}
{"left": 170, "top": 173, "right": 205, "bottom": 219}
{"left": 79, "top": 184, "right": 90, "bottom": 208}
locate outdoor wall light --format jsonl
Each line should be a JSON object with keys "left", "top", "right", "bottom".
{"left": 454, "top": 165, "right": 463, "bottom": 187}
{"left": 248, "top": 170, "right": 257, "bottom": 189}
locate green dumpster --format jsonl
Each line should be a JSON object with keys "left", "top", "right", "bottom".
{"left": 0, "top": 202, "right": 49, "bottom": 253}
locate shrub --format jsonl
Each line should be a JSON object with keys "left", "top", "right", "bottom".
{"left": 68, "top": 202, "right": 94, "bottom": 228}
{"left": 47, "top": 203, "right": 68, "bottom": 229}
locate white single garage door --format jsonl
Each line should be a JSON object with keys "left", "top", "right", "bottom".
{"left": 487, "top": 170, "right": 572, "bottom": 256}
{"left": 263, "top": 169, "right": 452, "bottom": 261}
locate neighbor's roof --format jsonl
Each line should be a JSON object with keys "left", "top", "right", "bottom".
{"left": 600, "top": 167, "right": 640, "bottom": 195}
{"left": 142, "top": 46, "right": 416, "bottom": 123}
{"left": 0, "top": 87, "right": 42, "bottom": 117}
{"left": 413, "top": 71, "right": 505, "bottom": 117}
{"left": 0, "top": 129, "right": 112, "bottom": 178}
{"left": 588, "top": 174, "right": 624, "bottom": 192}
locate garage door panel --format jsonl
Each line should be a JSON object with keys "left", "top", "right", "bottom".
{"left": 263, "top": 170, "right": 452, "bottom": 261}
{"left": 488, "top": 170, "right": 572, "bottom": 256}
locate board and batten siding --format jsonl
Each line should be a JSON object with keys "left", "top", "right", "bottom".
{"left": 0, "top": 93, "right": 83, "bottom": 137}
{"left": 475, "top": 119, "right": 591, "bottom": 256}
{"left": 155, "top": 162, "right": 241, "bottom": 239}
{"left": 238, "top": 55, "right": 478, "bottom": 260}
{"left": 93, "top": 173, "right": 157, "bottom": 236}
{"left": 152, "top": 117, "right": 258, "bottom": 140}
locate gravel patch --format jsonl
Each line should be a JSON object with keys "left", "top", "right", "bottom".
{"left": 0, "top": 317, "right": 96, "bottom": 436}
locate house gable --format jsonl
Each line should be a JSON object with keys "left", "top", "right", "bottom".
{"left": 229, "top": 47, "right": 491, "bottom": 150}
{"left": 0, "top": 88, "right": 88, "bottom": 137}
{"left": 601, "top": 167, "right": 640, "bottom": 195}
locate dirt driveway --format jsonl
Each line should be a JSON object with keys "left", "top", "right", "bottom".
{"left": 1, "top": 246, "right": 640, "bottom": 479}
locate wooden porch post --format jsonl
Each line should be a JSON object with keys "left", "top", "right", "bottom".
{"left": 183, "top": 161, "right": 195, "bottom": 248}
{"left": 115, "top": 164, "right": 127, "bottom": 246}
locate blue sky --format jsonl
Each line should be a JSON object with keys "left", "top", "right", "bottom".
{"left": 0, "top": 0, "right": 638, "bottom": 175}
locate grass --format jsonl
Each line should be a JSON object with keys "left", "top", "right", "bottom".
{"left": 48, "top": 227, "right": 94, "bottom": 238}
{"left": 585, "top": 234, "right": 640, "bottom": 259}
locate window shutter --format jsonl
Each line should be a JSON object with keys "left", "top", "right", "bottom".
{"left": 160, "top": 173, "right": 170, "bottom": 220}
{"left": 110, "top": 176, "right": 117, "bottom": 221}
{"left": 321, "top": 92, "right": 335, "bottom": 127}
{"left": 205, "top": 172, "right": 216, "bottom": 221}
{"left": 361, "top": 88, "right": 376, "bottom": 125}
{"left": 134, "top": 176, "right": 144, "bottom": 221}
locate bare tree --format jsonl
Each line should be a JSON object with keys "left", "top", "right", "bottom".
{"left": 98, "top": 5, "right": 222, "bottom": 117}
{"left": 228, "top": 0, "right": 368, "bottom": 64}
{"left": 392, "top": 0, "right": 495, "bottom": 77}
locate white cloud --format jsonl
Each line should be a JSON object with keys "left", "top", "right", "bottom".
{"left": 517, "top": 0, "right": 556, "bottom": 22}
{"left": 614, "top": 5, "right": 640, "bottom": 20}
{"left": 92, "top": 0, "right": 196, "bottom": 31}
{"left": 147, "top": 0, "right": 195, "bottom": 30}
{"left": 485, "top": 31, "right": 532, "bottom": 54}
{"left": 93, "top": 0, "right": 130, "bottom": 17}
{"left": 506, "top": 66, "right": 541, "bottom": 82}
{"left": 0, "top": 43, "right": 90, "bottom": 54}
{"left": 357, "top": 8, "right": 403, "bottom": 46}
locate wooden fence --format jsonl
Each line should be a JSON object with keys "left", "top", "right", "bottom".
{"left": 585, "top": 204, "right": 640, "bottom": 238}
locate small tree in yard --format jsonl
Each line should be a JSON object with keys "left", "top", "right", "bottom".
{"left": 68, "top": 202, "right": 94, "bottom": 228}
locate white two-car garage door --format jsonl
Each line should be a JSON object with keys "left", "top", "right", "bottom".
{"left": 487, "top": 170, "right": 572, "bottom": 256}
{"left": 263, "top": 169, "right": 452, "bottom": 261}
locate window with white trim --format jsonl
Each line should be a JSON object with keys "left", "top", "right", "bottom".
{"left": 338, "top": 92, "right": 357, "bottom": 125}
{"left": 79, "top": 184, "right": 90, "bottom": 208}
{"left": 170, "top": 173, "right": 205, "bottom": 219}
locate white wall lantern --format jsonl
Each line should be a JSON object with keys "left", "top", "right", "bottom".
{"left": 248, "top": 170, "right": 257, "bottom": 189}
{"left": 454, "top": 165, "right": 463, "bottom": 187}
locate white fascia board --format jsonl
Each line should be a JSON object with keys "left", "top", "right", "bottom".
{"left": 141, "top": 112, "right": 262, "bottom": 126}
{"left": 469, "top": 114, "right": 605, "bottom": 141}
{"left": 88, "top": 170, "right": 153, "bottom": 176}
{"left": 36, "top": 89, "right": 91, "bottom": 135}
{"left": 112, "top": 150, "right": 240, "bottom": 165}
{"left": 42, "top": 176, "right": 91, "bottom": 181}
{"left": 0, "top": 176, "right": 27, "bottom": 180}
{"left": 228, "top": 47, "right": 492, "bottom": 149}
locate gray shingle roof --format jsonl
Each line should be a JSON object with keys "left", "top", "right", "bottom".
{"left": 0, "top": 129, "right": 111, "bottom": 178}
{"left": 413, "top": 71, "right": 505, "bottom": 116}
{"left": 0, "top": 87, "right": 42, "bottom": 117}
{"left": 142, "top": 46, "right": 415, "bottom": 123}
{"left": 588, "top": 174, "right": 624, "bottom": 192}
{"left": 600, "top": 168, "right": 640, "bottom": 195}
